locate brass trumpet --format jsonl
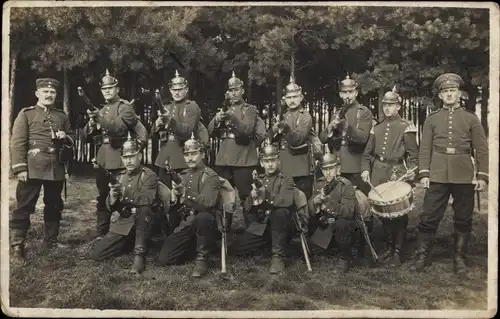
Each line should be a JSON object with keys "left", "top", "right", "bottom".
{"left": 251, "top": 169, "right": 265, "bottom": 206}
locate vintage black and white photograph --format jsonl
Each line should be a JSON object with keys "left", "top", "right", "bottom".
{"left": 1, "top": 1, "right": 498, "bottom": 318}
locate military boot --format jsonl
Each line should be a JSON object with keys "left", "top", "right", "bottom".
{"left": 130, "top": 231, "right": 147, "bottom": 274}
{"left": 269, "top": 231, "right": 286, "bottom": 274}
{"left": 333, "top": 246, "right": 351, "bottom": 274}
{"left": 192, "top": 236, "right": 211, "bottom": 278}
{"left": 10, "top": 229, "right": 27, "bottom": 264}
{"left": 379, "top": 237, "right": 394, "bottom": 264}
{"left": 40, "top": 221, "right": 67, "bottom": 254}
{"left": 454, "top": 232, "right": 470, "bottom": 279}
{"left": 96, "top": 209, "right": 111, "bottom": 238}
{"left": 410, "top": 232, "right": 434, "bottom": 272}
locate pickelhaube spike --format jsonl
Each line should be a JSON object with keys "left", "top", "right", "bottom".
{"left": 284, "top": 75, "right": 302, "bottom": 97}
{"left": 169, "top": 69, "right": 188, "bottom": 90}
{"left": 121, "top": 131, "right": 141, "bottom": 157}
{"left": 100, "top": 69, "right": 119, "bottom": 88}
{"left": 321, "top": 146, "right": 339, "bottom": 169}
{"left": 339, "top": 74, "right": 358, "bottom": 91}
{"left": 228, "top": 70, "right": 244, "bottom": 89}
{"left": 183, "top": 132, "right": 202, "bottom": 154}
{"left": 260, "top": 138, "right": 279, "bottom": 160}
{"left": 392, "top": 85, "right": 397, "bottom": 92}
{"left": 382, "top": 87, "right": 402, "bottom": 104}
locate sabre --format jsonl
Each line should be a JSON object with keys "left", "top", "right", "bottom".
{"left": 221, "top": 205, "right": 227, "bottom": 274}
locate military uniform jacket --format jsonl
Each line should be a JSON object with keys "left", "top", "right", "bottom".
{"left": 154, "top": 99, "right": 201, "bottom": 170}
{"left": 208, "top": 101, "right": 259, "bottom": 167}
{"left": 361, "top": 115, "right": 419, "bottom": 186}
{"left": 82, "top": 96, "right": 146, "bottom": 170}
{"left": 107, "top": 166, "right": 159, "bottom": 235}
{"left": 244, "top": 172, "right": 295, "bottom": 212}
{"left": 179, "top": 165, "right": 222, "bottom": 213}
{"left": 269, "top": 107, "right": 313, "bottom": 177}
{"left": 319, "top": 101, "right": 373, "bottom": 174}
{"left": 308, "top": 177, "right": 356, "bottom": 220}
{"left": 418, "top": 106, "right": 489, "bottom": 184}
{"left": 11, "top": 104, "right": 75, "bottom": 181}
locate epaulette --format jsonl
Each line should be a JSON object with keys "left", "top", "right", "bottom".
{"left": 337, "top": 176, "right": 352, "bottom": 186}
{"left": 403, "top": 119, "right": 418, "bottom": 133}
{"left": 427, "top": 109, "right": 440, "bottom": 117}
{"left": 119, "top": 98, "right": 132, "bottom": 105}
{"left": 21, "top": 106, "right": 36, "bottom": 113}
{"left": 203, "top": 166, "right": 218, "bottom": 177}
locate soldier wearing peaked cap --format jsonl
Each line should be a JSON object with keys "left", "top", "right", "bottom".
{"left": 228, "top": 139, "right": 296, "bottom": 274}
{"left": 158, "top": 134, "right": 223, "bottom": 278}
{"left": 154, "top": 70, "right": 204, "bottom": 188}
{"left": 10, "top": 78, "right": 76, "bottom": 264}
{"left": 307, "top": 148, "right": 358, "bottom": 274}
{"left": 269, "top": 76, "right": 315, "bottom": 200}
{"left": 208, "top": 71, "right": 260, "bottom": 211}
{"left": 319, "top": 75, "right": 373, "bottom": 196}
{"left": 411, "top": 73, "right": 489, "bottom": 278}
{"left": 81, "top": 69, "right": 148, "bottom": 240}
{"left": 361, "top": 88, "right": 419, "bottom": 266}
{"left": 90, "top": 133, "right": 160, "bottom": 274}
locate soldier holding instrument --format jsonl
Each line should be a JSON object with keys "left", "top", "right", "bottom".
{"left": 228, "top": 139, "right": 296, "bottom": 274}
{"left": 158, "top": 135, "right": 224, "bottom": 278}
{"left": 412, "top": 73, "right": 488, "bottom": 278}
{"left": 361, "top": 89, "right": 419, "bottom": 266}
{"left": 10, "top": 78, "right": 75, "bottom": 264}
{"left": 308, "top": 149, "right": 358, "bottom": 274}
{"left": 82, "top": 70, "right": 148, "bottom": 239}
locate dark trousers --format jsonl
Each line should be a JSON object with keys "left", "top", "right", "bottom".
{"left": 341, "top": 172, "right": 371, "bottom": 196}
{"left": 293, "top": 175, "right": 314, "bottom": 200}
{"left": 11, "top": 179, "right": 64, "bottom": 233}
{"left": 419, "top": 182, "right": 475, "bottom": 234}
{"left": 308, "top": 215, "right": 356, "bottom": 253}
{"left": 157, "top": 211, "right": 219, "bottom": 265}
{"left": 215, "top": 166, "right": 255, "bottom": 202}
{"left": 95, "top": 167, "right": 124, "bottom": 236}
{"left": 228, "top": 207, "right": 293, "bottom": 256}
{"left": 90, "top": 206, "right": 154, "bottom": 261}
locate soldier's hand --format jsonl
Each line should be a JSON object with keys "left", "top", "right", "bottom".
{"left": 173, "top": 183, "right": 185, "bottom": 197}
{"left": 475, "top": 179, "right": 487, "bottom": 192}
{"left": 420, "top": 177, "right": 430, "bottom": 189}
{"left": 406, "top": 170, "right": 416, "bottom": 182}
{"left": 110, "top": 211, "right": 121, "bottom": 223}
{"left": 216, "top": 111, "right": 228, "bottom": 123}
{"left": 250, "top": 188, "right": 260, "bottom": 199}
{"left": 155, "top": 116, "right": 164, "bottom": 127}
{"left": 109, "top": 183, "right": 122, "bottom": 201}
{"left": 313, "top": 194, "right": 323, "bottom": 206}
{"left": 361, "top": 170, "right": 370, "bottom": 183}
{"left": 55, "top": 130, "right": 67, "bottom": 139}
{"left": 17, "top": 171, "right": 28, "bottom": 183}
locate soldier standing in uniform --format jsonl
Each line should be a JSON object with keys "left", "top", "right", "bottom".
{"left": 412, "top": 73, "right": 488, "bottom": 278}
{"left": 308, "top": 149, "right": 358, "bottom": 274}
{"left": 228, "top": 139, "right": 296, "bottom": 274}
{"left": 10, "top": 78, "right": 75, "bottom": 263}
{"left": 319, "top": 75, "right": 372, "bottom": 196}
{"left": 89, "top": 133, "right": 159, "bottom": 274}
{"left": 82, "top": 70, "right": 148, "bottom": 239}
{"left": 269, "top": 76, "right": 314, "bottom": 200}
{"left": 158, "top": 135, "right": 223, "bottom": 278}
{"left": 361, "top": 89, "right": 419, "bottom": 266}
{"left": 208, "top": 72, "right": 258, "bottom": 210}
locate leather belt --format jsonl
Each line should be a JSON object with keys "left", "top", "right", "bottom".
{"left": 29, "top": 146, "right": 58, "bottom": 154}
{"left": 434, "top": 146, "right": 471, "bottom": 155}
{"left": 375, "top": 155, "right": 404, "bottom": 164}
{"left": 221, "top": 132, "right": 236, "bottom": 139}
{"left": 102, "top": 135, "right": 126, "bottom": 144}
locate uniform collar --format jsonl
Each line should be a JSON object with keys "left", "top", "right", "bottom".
{"left": 188, "top": 163, "right": 205, "bottom": 174}
{"left": 265, "top": 171, "right": 280, "bottom": 178}
{"left": 232, "top": 99, "right": 245, "bottom": 107}
{"left": 36, "top": 103, "right": 54, "bottom": 113}
{"left": 288, "top": 106, "right": 303, "bottom": 113}
{"left": 127, "top": 167, "right": 143, "bottom": 177}
{"left": 173, "top": 98, "right": 187, "bottom": 105}
{"left": 383, "top": 114, "right": 401, "bottom": 122}
{"left": 442, "top": 104, "right": 461, "bottom": 111}
{"left": 106, "top": 95, "right": 121, "bottom": 105}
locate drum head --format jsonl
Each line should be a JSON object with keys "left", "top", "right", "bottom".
{"left": 369, "top": 181, "right": 411, "bottom": 202}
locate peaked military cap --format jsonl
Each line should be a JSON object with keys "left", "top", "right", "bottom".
{"left": 382, "top": 86, "right": 402, "bottom": 104}
{"left": 121, "top": 131, "right": 141, "bottom": 157}
{"left": 228, "top": 71, "right": 244, "bottom": 89}
{"left": 36, "top": 78, "right": 60, "bottom": 90}
{"left": 284, "top": 76, "right": 302, "bottom": 98}
{"left": 183, "top": 133, "right": 202, "bottom": 154}
{"left": 433, "top": 73, "right": 464, "bottom": 92}
{"left": 260, "top": 138, "right": 279, "bottom": 160}
{"left": 339, "top": 75, "right": 358, "bottom": 91}
{"left": 169, "top": 70, "right": 188, "bottom": 90}
{"left": 321, "top": 147, "right": 340, "bottom": 169}
{"left": 100, "top": 69, "right": 119, "bottom": 89}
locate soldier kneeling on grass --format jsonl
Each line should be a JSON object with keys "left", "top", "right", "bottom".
{"left": 89, "top": 133, "right": 160, "bottom": 274}
{"left": 307, "top": 148, "right": 358, "bottom": 274}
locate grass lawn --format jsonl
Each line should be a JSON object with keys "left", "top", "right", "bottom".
{"left": 6, "top": 174, "right": 489, "bottom": 311}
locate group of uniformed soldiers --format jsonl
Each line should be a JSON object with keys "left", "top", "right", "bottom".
{"left": 10, "top": 69, "right": 489, "bottom": 279}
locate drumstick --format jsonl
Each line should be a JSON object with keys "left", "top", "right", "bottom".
{"left": 379, "top": 166, "right": 418, "bottom": 196}
{"left": 367, "top": 181, "right": 384, "bottom": 200}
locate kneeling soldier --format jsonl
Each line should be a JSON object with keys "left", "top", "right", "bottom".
{"left": 308, "top": 149, "right": 357, "bottom": 274}
{"left": 158, "top": 134, "right": 222, "bottom": 278}
{"left": 90, "top": 133, "right": 159, "bottom": 274}
{"left": 228, "top": 139, "right": 295, "bottom": 274}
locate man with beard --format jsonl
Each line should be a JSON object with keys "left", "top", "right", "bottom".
{"left": 90, "top": 133, "right": 159, "bottom": 274}
{"left": 361, "top": 89, "right": 419, "bottom": 266}
{"left": 319, "top": 75, "right": 372, "bottom": 196}
{"left": 208, "top": 72, "right": 258, "bottom": 214}
{"left": 10, "top": 78, "right": 75, "bottom": 264}
{"left": 158, "top": 134, "right": 222, "bottom": 278}
{"left": 411, "top": 73, "right": 488, "bottom": 278}
{"left": 82, "top": 70, "right": 148, "bottom": 240}
{"left": 269, "top": 76, "right": 314, "bottom": 200}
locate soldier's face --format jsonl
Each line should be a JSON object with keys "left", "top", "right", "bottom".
{"left": 170, "top": 87, "right": 188, "bottom": 102}
{"left": 227, "top": 87, "right": 244, "bottom": 103}
{"left": 382, "top": 103, "right": 401, "bottom": 118}
{"left": 35, "top": 87, "right": 57, "bottom": 106}
{"left": 101, "top": 86, "right": 119, "bottom": 102}
{"left": 284, "top": 93, "right": 303, "bottom": 109}
{"left": 260, "top": 158, "right": 279, "bottom": 175}
{"left": 184, "top": 150, "right": 204, "bottom": 169}
{"left": 122, "top": 153, "right": 142, "bottom": 173}
{"left": 339, "top": 89, "right": 358, "bottom": 105}
{"left": 322, "top": 166, "right": 338, "bottom": 182}
{"left": 439, "top": 87, "right": 461, "bottom": 105}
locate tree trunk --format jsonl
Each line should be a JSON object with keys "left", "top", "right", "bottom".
{"left": 9, "top": 52, "right": 18, "bottom": 134}
{"left": 247, "top": 68, "right": 252, "bottom": 103}
{"left": 63, "top": 67, "right": 70, "bottom": 115}
{"left": 480, "top": 86, "right": 488, "bottom": 137}
{"left": 377, "top": 87, "right": 384, "bottom": 121}
{"left": 276, "top": 74, "right": 283, "bottom": 116}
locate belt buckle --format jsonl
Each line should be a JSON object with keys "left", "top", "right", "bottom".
{"left": 48, "top": 147, "right": 56, "bottom": 153}
{"left": 379, "top": 156, "right": 385, "bottom": 161}
{"left": 446, "top": 147, "right": 456, "bottom": 154}
{"left": 103, "top": 137, "right": 110, "bottom": 143}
